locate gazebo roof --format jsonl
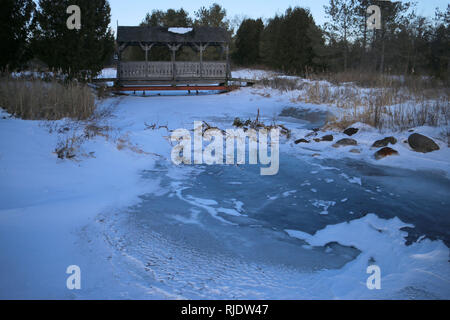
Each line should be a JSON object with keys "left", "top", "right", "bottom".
{"left": 117, "top": 26, "right": 230, "bottom": 45}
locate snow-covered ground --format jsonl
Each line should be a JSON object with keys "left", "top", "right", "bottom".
{"left": 0, "top": 70, "right": 449, "bottom": 299}
{"left": 98, "top": 67, "right": 117, "bottom": 79}
{"left": 231, "top": 68, "right": 277, "bottom": 80}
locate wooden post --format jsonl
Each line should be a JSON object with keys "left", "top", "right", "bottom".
{"left": 171, "top": 47, "right": 176, "bottom": 81}
{"left": 224, "top": 44, "right": 230, "bottom": 82}
{"left": 199, "top": 45, "right": 203, "bottom": 78}
{"left": 194, "top": 43, "right": 209, "bottom": 79}
{"left": 168, "top": 44, "right": 181, "bottom": 83}
{"left": 139, "top": 43, "right": 154, "bottom": 78}
{"left": 117, "top": 43, "right": 128, "bottom": 85}
{"left": 117, "top": 49, "right": 121, "bottom": 85}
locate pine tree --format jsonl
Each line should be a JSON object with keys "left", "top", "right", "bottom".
{"left": 141, "top": 9, "right": 192, "bottom": 27}
{"left": 260, "top": 7, "right": 324, "bottom": 74}
{"left": 233, "top": 18, "right": 264, "bottom": 65}
{"left": 429, "top": 5, "right": 450, "bottom": 80}
{"left": 33, "top": 0, "right": 114, "bottom": 79}
{"left": 374, "top": 0, "right": 411, "bottom": 72}
{"left": 324, "top": 0, "right": 357, "bottom": 71}
{"left": 194, "top": 3, "right": 229, "bottom": 29}
{"left": 0, "top": 0, "right": 35, "bottom": 70}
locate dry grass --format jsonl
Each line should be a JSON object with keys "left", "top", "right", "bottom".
{"left": 0, "top": 76, "right": 95, "bottom": 120}
{"left": 260, "top": 71, "right": 449, "bottom": 131}
{"left": 384, "top": 99, "right": 450, "bottom": 131}
{"left": 258, "top": 78, "right": 299, "bottom": 92}
{"left": 50, "top": 99, "right": 120, "bottom": 160}
{"left": 308, "top": 70, "right": 443, "bottom": 90}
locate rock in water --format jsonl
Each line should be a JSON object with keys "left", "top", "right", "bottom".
{"left": 372, "top": 136, "right": 397, "bottom": 148}
{"left": 386, "top": 136, "right": 397, "bottom": 144}
{"left": 343, "top": 128, "right": 359, "bottom": 136}
{"left": 333, "top": 138, "right": 357, "bottom": 148}
{"left": 349, "top": 148, "right": 361, "bottom": 154}
{"left": 374, "top": 147, "right": 399, "bottom": 160}
{"left": 295, "top": 138, "right": 309, "bottom": 144}
{"left": 321, "top": 135, "right": 334, "bottom": 141}
{"left": 408, "top": 133, "right": 440, "bottom": 153}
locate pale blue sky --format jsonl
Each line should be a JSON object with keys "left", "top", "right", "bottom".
{"left": 108, "top": 0, "right": 448, "bottom": 32}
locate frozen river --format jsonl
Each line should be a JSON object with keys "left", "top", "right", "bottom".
{"left": 100, "top": 106, "right": 450, "bottom": 299}
{"left": 1, "top": 91, "right": 449, "bottom": 299}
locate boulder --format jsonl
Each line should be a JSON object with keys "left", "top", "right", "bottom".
{"left": 374, "top": 147, "right": 399, "bottom": 160}
{"left": 314, "top": 138, "right": 321, "bottom": 142}
{"left": 343, "top": 127, "right": 359, "bottom": 136}
{"left": 321, "top": 135, "right": 334, "bottom": 142}
{"left": 295, "top": 138, "right": 309, "bottom": 144}
{"left": 333, "top": 138, "right": 357, "bottom": 148}
{"left": 408, "top": 133, "right": 440, "bottom": 153}
{"left": 372, "top": 136, "right": 397, "bottom": 148}
{"left": 349, "top": 148, "right": 361, "bottom": 154}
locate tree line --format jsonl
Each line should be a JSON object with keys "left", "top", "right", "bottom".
{"left": 1, "top": 0, "right": 114, "bottom": 79}
{"left": 235, "top": 1, "right": 449, "bottom": 80}
{"left": 320, "top": 0, "right": 449, "bottom": 80}
{"left": 1, "top": 1, "right": 448, "bottom": 81}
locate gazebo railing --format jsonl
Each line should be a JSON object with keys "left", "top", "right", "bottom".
{"left": 119, "top": 61, "right": 227, "bottom": 80}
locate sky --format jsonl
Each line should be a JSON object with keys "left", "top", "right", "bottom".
{"left": 108, "top": 0, "right": 448, "bottom": 33}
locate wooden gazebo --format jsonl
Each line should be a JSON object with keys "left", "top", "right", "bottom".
{"left": 116, "top": 26, "right": 231, "bottom": 89}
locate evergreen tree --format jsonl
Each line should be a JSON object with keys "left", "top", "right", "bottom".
{"left": 193, "top": 4, "right": 230, "bottom": 61}
{"left": 373, "top": 0, "right": 411, "bottom": 72}
{"left": 33, "top": 0, "right": 114, "bottom": 79}
{"left": 324, "top": 0, "right": 357, "bottom": 71}
{"left": 260, "top": 7, "right": 324, "bottom": 74}
{"left": 141, "top": 9, "right": 192, "bottom": 27}
{"left": 354, "top": 0, "right": 371, "bottom": 70}
{"left": 0, "top": 0, "right": 35, "bottom": 70}
{"left": 194, "top": 3, "right": 229, "bottom": 29}
{"left": 429, "top": 5, "right": 450, "bottom": 80}
{"left": 233, "top": 18, "right": 264, "bottom": 65}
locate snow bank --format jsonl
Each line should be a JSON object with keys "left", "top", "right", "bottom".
{"left": 231, "top": 68, "right": 277, "bottom": 80}
{"left": 286, "top": 214, "right": 450, "bottom": 299}
{"left": 97, "top": 67, "right": 116, "bottom": 79}
{"left": 0, "top": 104, "right": 161, "bottom": 298}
